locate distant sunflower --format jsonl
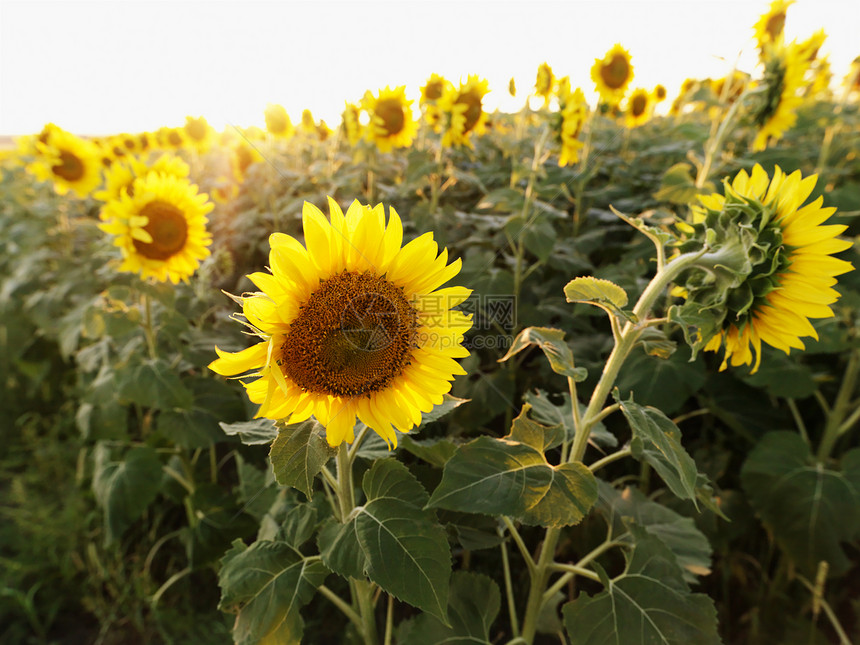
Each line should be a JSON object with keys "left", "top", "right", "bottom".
{"left": 183, "top": 116, "right": 215, "bottom": 152}
{"left": 654, "top": 84, "right": 667, "bottom": 102}
{"left": 508, "top": 77, "right": 517, "bottom": 97}
{"left": 591, "top": 44, "right": 634, "bottom": 105}
{"left": 264, "top": 103, "right": 294, "bottom": 140}
{"left": 624, "top": 88, "right": 652, "bottom": 128}
{"left": 300, "top": 110, "right": 317, "bottom": 135}
{"left": 420, "top": 74, "right": 451, "bottom": 131}
{"left": 361, "top": 86, "right": 418, "bottom": 153}
{"left": 99, "top": 173, "right": 213, "bottom": 283}
{"left": 28, "top": 129, "right": 102, "bottom": 198}
{"left": 751, "top": 42, "right": 808, "bottom": 151}
{"left": 317, "top": 120, "right": 332, "bottom": 142}
{"left": 555, "top": 79, "right": 588, "bottom": 167}
{"left": 209, "top": 198, "right": 472, "bottom": 447}
{"left": 535, "top": 62, "right": 555, "bottom": 105}
{"left": 681, "top": 165, "right": 852, "bottom": 372}
{"left": 844, "top": 56, "right": 860, "bottom": 94}
{"left": 94, "top": 154, "right": 190, "bottom": 204}
{"left": 157, "top": 127, "right": 187, "bottom": 150}
{"left": 230, "top": 138, "right": 263, "bottom": 179}
{"left": 754, "top": 0, "right": 794, "bottom": 49}
{"left": 438, "top": 75, "right": 490, "bottom": 148}
{"left": 341, "top": 102, "right": 364, "bottom": 147}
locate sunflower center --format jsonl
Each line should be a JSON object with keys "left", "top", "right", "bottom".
{"left": 52, "top": 151, "right": 85, "bottom": 182}
{"left": 280, "top": 271, "right": 418, "bottom": 397}
{"left": 459, "top": 90, "right": 483, "bottom": 133}
{"left": 424, "top": 81, "right": 443, "bottom": 101}
{"left": 631, "top": 94, "right": 647, "bottom": 117}
{"left": 186, "top": 119, "right": 207, "bottom": 142}
{"left": 375, "top": 98, "right": 406, "bottom": 136}
{"left": 133, "top": 200, "right": 189, "bottom": 261}
{"left": 167, "top": 131, "right": 183, "bottom": 147}
{"left": 600, "top": 54, "right": 630, "bottom": 90}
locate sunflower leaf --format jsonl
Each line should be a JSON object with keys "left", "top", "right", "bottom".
{"left": 269, "top": 420, "right": 333, "bottom": 499}
{"left": 219, "top": 418, "right": 278, "bottom": 445}
{"left": 498, "top": 326, "right": 586, "bottom": 381}
{"left": 218, "top": 539, "right": 328, "bottom": 645}
{"left": 564, "top": 276, "right": 634, "bottom": 322}
{"left": 741, "top": 432, "right": 860, "bottom": 576}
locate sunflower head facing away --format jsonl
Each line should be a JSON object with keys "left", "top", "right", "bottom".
{"left": 361, "top": 86, "right": 418, "bottom": 152}
{"left": 209, "top": 198, "right": 473, "bottom": 447}
{"left": 591, "top": 44, "right": 634, "bottom": 105}
{"left": 554, "top": 80, "right": 588, "bottom": 167}
{"left": 264, "top": 103, "right": 295, "bottom": 140}
{"left": 754, "top": 0, "right": 794, "bottom": 50}
{"left": 672, "top": 164, "right": 853, "bottom": 373}
{"left": 750, "top": 42, "right": 808, "bottom": 151}
{"left": 438, "top": 75, "right": 490, "bottom": 148}
{"left": 535, "top": 62, "right": 555, "bottom": 104}
{"left": 99, "top": 172, "right": 214, "bottom": 283}
{"left": 341, "top": 102, "right": 364, "bottom": 147}
{"left": 27, "top": 128, "right": 103, "bottom": 198}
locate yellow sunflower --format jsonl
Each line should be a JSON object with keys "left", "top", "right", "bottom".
{"left": 654, "top": 84, "right": 667, "bottom": 102}
{"left": 341, "top": 102, "right": 364, "bottom": 147}
{"left": 438, "top": 75, "right": 490, "bottom": 148}
{"left": 754, "top": 0, "right": 794, "bottom": 50}
{"left": 555, "top": 79, "right": 588, "bottom": 167}
{"left": 361, "top": 86, "right": 418, "bottom": 153}
{"left": 680, "top": 164, "right": 852, "bottom": 372}
{"left": 156, "top": 127, "right": 187, "bottom": 150}
{"left": 230, "top": 137, "right": 263, "bottom": 180}
{"left": 94, "top": 154, "right": 190, "bottom": 204}
{"left": 844, "top": 56, "right": 860, "bottom": 94}
{"left": 508, "top": 77, "right": 517, "bottom": 97}
{"left": 264, "top": 103, "right": 294, "bottom": 140}
{"left": 183, "top": 116, "right": 215, "bottom": 152}
{"left": 99, "top": 173, "right": 213, "bottom": 284}
{"left": 300, "top": 110, "right": 317, "bottom": 135}
{"left": 209, "top": 198, "right": 473, "bottom": 447}
{"left": 591, "top": 44, "right": 634, "bottom": 105}
{"left": 751, "top": 42, "right": 808, "bottom": 151}
{"left": 27, "top": 128, "right": 102, "bottom": 198}
{"left": 535, "top": 62, "right": 555, "bottom": 105}
{"left": 624, "top": 88, "right": 652, "bottom": 128}
{"left": 420, "top": 74, "right": 451, "bottom": 131}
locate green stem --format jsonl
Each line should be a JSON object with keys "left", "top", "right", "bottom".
{"left": 796, "top": 575, "right": 852, "bottom": 645}
{"left": 518, "top": 528, "right": 561, "bottom": 644}
{"left": 142, "top": 292, "right": 157, "bottom": 359}
{"left": 695, "top": 89, "right": 748, "bottom": 189}
{"left": 318, "top": 584, "right": 364, "bottom": 631}
{"left": 817, "top": 349, "right": 860, "bottom": 460}
{"left": 589, "top": 447, "right": 632, "bottom": 473}
{"left": 499, "top": 534, "right": 521, "bottom": 638}
{"left": 429, "top": 144, "right": 443, "bottom": 215}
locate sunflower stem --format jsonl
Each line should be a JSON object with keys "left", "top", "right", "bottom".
{"left": 499, "top": 530, "right": 521, "bottom": 638}
{"left": 695, "top": 88, "right": 746, "bottom": 189}
{"left": 817, "top": 349, "right": 860, "bottom": 461}
{"left": 142, "top": 291, "right": 158, "bottom": 360}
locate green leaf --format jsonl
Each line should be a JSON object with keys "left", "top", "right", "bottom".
{"left": 507, "top": 404, "right": 564, "bottom": 452}
{"left": 117, "top": 358, "right": 193, "bottom": 410}
{"left": 427, "top": 435, "right": 597, "bottom": 528}
{"left": 396, "top": 572, "right": 501, "bottom": 645}
{"left": 218, "top": 540, "right": 328, "bottom": 645}
{"left": 92, "top": 444, "right": 163, "bottom": 545}
{"left": 524, "top": 389, "right": 617, "bottom": 449}
{"left": 620, "top": 399, "right": 700, "bottom": 503}
{"left": 219, "top": 419, "right": 279, "bottom": 445}
{"left": 562, "top": 532, "right": 721, "bottom": 645}
{"left": 158, "top": 409, "right": 225, "bottom": 449}
{"left": 741, "top": 350, "right": 817, "bottom": 399}
{"left": 616, "top": 345, "right": 706, "bottom": 415}
{"left": 654, "top": 162, "right": 713, "bottom": 205}
{"left": 564, "top": 276, "right": 633, "bottom": 322}
{"left": 741, "top": 432, "right": 860, "bottom": 575}
{"left": 185, "top": 483, "right": 258, "bottom": 569}
{"left": 400, "top": 435, "right": 459, "bottom": 467}
{"left": 499, "top": 326, "right": 586, "bottom": 381}
{"left": 319, "top": 460, "right": 451, "bottom": 621}
{"left": 269, "top": 420, "right": 333, "bottom": 499}
{"left": 420, "top": 394, "right": 470, "bottom": 425}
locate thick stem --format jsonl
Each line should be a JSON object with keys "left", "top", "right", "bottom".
{"left": 695, "top": 91, "right": 747, "bottom": 189}
{"left": 518, "top": 529, "right": 562, "bottom": 644}
{"left": 142, "top": 292, "right": 158, "bottom": 360}
{"left": 817, "top": 349, "right": 860, "bottom": 460}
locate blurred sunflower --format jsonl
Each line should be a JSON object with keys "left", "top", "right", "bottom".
{"left": 624, "top": 88, "right": 652, "bottom": 128}
{"left": 300, "top": 110, "right": 317, "bottom": 135}
{"left": 678, "top": 165, "right": 852, "bottom": 372}
{"left": 94, "top": 154, "right": 190, "bottom": 203}
{"left": 591, "top": 44, "right": 634, "bottom": 105}
{"left": 508, "top": 77, "right": 517, "bottom": 97}
{"left": 535, "top": 62, "right": 555, "bottom": 105}
{"left": 844, "top": 56, "right": 860, "bottom": 94}
{"left": 754, "top": 0, "right": 794, "bottom": 50}
{"left": 438, "top": 75, "right": 490, "bottom": 148}
{"left": 157, "top": 127, "right": 187, "bottom": 150}
{"left": 209, "top": 198, "right": 472, "bottom": 447}
{"left": 751, "top": 42, "right": 808, "bottom": 151}
{"left": 341, "top": 102, "right": 364, "bottom": 147}
{"left": 361, "top": 86, "right": 418, "bottom": 153}
{"left": 420, "top": 74, "right": 451, "bottom": 131}
{"left": 99, "top": 173, "right": 213, "bottom": 284}
{"left": 555, "top": 78, "right": 588, "bottom": 167}
{"left": 28, "top": 128, "right": 102, "bottom": 198}
{"left": 316, "top": 120, "right": 332, "bottom": 142}
{"left": 230, "top": 138, "right": 263, "bottom": 179}
{"left": 654, "top": 84, "right": 667, "bottom": 102}
{"left": 264, "top": 103, "right": 294, "bottom": 140}
{"left": 183, "top": 116, "right": 215, "bottom": 152}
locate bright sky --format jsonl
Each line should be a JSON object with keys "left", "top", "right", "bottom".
{"left": 0, "top": 0, "right": 857, "bottom": 136}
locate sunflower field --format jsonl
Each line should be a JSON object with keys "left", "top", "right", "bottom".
{"left": 3, "top": 4, "right": 860, "bottom": 645}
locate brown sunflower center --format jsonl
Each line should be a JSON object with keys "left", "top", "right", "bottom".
{"left": 600, "top": 53, "right": 630, "bottom": 90}
{"left": 167, "top": 131, "right": 183, "bottom": 147}
{"left": 52, "top": 150, "right": 85, "bottom": 182}
{"left": 765, "top": 12, "right": 785, "bottom": 41}
{"left": 459, "top": 90, "right": 483, "bottom": 133}
{"left": 132, "top": 200, "right": 189, "bottom": 261}
{"left": 185, "top": 119, "right": 207, "bottom": 142}
{"left": 280, "top": 271, "right": 419, "bottom": 397}
{"left": 375, "top": 98, "right": 406, "bottom": 136}
{"left": 235, "top": 146, "right": 254, "bottom": 174}
{"left": 424, "top": 81, "right": 443, "bottom": 101}
{"left": 631, "top": 94, "right": 647, "bottom": 117}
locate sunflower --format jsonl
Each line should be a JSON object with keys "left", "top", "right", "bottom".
{"left": 844, "top": 56, "right": 860, "bottom": 94}
{"left": 654, "top": 84, "right": 667, "bottom": 102}
{"left": 420, "top": 74, "right": 451, "bottom": 131}
{"left": 438, "top": 75, "right": 490, "bottom": 148}
{"left": 624, "top": 88, "right": 652, "bottom": 128}
{"left": 230, "top": 137, "right": 263, "bottom": 179}
{"left": 264, "top": 103, "right": 294, "bottom": 140}
{"left": 183, "top": 116, "right": 215, "bottom": 152}
{"left": 754, "top": 0, "right": 794, "bottom": 50}
{"left": 678, "top": 164, "right": 852, "bottom": 373}
{"left": 751, "top": 42, "right": 808, "bottom": 151}
{"left": 555, "top": 79, "right": 588, "bottom": 167}
{"left": 156, "top": 127, "right": 187, "bottom": 150}
{"left": 361, "top": 86, "right": 418, "bottom": 153}
{"left": 508, "top": 77, "right": 517, "bottom": 97}
{"left": 99, "top": 173, "right": 213, "bottom": 283}
{"left": 535, "top": 62, "right": 555, "bottom": 105}
{"left": 341, "top": 102, "right": 364, "bottom": 147}
{"left": 27, "top": 128, "right": 102, "bottom": 198}
{"left": 209, "top": 198, "right": 472, "bottom": 447}
{"left": 300, "top": 110, "right": 317, "bottom": 135}
{"left": 94, "top": 154, "right": 190, "bottom": 203}
{"left": 591, "top": 44, "right": 634, "bottom": 105}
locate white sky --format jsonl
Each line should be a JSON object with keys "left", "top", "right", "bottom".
{"left": 0, "top": 0, "right": 857, "bottom": 135}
